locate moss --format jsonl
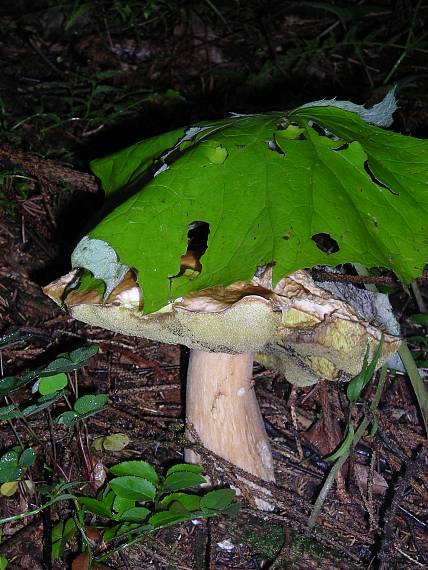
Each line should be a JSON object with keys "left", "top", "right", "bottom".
{"left": 239, "top": 521, "right": 284, "bottom": 559}
{"left": 288, "top": 529, "right": 325, "bottom": 560}
{"left": 239, "top": 522, "right": 340, "bottom": 568}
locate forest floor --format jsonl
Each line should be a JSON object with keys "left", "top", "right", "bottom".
{"left": 0, "top": 1, "right": 427, "bottom": 569}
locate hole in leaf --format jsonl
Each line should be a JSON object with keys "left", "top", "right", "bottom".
{"left": 312, "top": 233, "right": 340, "bottom": 254}
{"left": 309, "top": 121, "right": 327, "bottom": 137}
{"left": 178, "top": 221, "right": 210, "bottom": 275}
{"left": 364, "top": 161, "right": 398, "bottom": 195}
{"left": 333, "top": 142, "right": 349, "bottom": 152}
{"left": 309, "top": 121, "right": 340, "bottom": 141}
{"left": 266, "top": 139, "right": 284, "bottom": 155}
{"left": 276, "top": 122, "right": 305, "bottom": 140}
{"left": 276, "top": 117, "right": 289, "bottom": 130}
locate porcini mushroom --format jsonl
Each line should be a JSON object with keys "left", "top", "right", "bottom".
{"left": 44, "top": 91, "right": 428, "bottom": 502}
{"left": 44, "top": 255, "right": 401, "bottom": 491}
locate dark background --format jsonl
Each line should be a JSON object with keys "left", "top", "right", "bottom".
{"left": 0, "top": 2, "right": 427, "bottom": 569}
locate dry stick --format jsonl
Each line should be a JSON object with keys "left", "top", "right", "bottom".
{"left": 313, "top": 269, "right": 428, "bottom": 287}
{"left": 269, "top": 528, "right": 291, "bottom": 570}
{"left": 0, "top": 146, "right": 99, "bottom": 193}
{"left": 207, "top": 518, "right": 218, "bottom": 570}
{"left": 378, "top": 446, "right": 427, "bottom": 570}
{"left": 398, "top": 342, "right": 428, "bottom": 434}
{"left": 308, "top": 364, "right": 388, "bottom": 529}
{"left": 312, "top": 269, "right": 398, "bottom": 287}
{"left": 411, "top": 281, "right": 427, "bottom": 313}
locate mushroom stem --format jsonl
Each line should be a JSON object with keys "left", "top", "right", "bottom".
{"left": 185, "top": 350, "right": 275, "bottom": 482}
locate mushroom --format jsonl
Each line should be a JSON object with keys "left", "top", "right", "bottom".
{"left": 44, "top": 250, "right": 401, "bottom": 497}
{"left": 44, "top": 93, "right": 415, "bottom": 504}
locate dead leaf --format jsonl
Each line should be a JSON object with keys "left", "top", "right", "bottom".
{"left": 354, "top": 463, "right": 388, "bottom": 496}
{"left": 71, "top": 553, "right": 90, "bottom": 570}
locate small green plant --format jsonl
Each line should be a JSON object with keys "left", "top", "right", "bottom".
{"left": 48, "top": 460, "right": 237, "bottom": 562}
{"left": 0, "top": 344, "right": 105, "bottom": 423}
{"left": 308, "top": 337, "right": 386, "bottom": 527}
{"left": 85, "top": 461, "right": 236, "bottom": 550}
{"left": 322, "top": 335, "right": 384, "bottom": 463}
{"left": 0, "top": 171, "right": 35, "bottom": 217}
{"left": 0, "top": 335, "right": 105, "bottom": 502}
{"left": 0, "top": 447, "right": 36, "bottom": 497}
{"left": 51, "top": 517, "right": 77, "bottom": 561}
{"left": 0, "top": 334, "right": 238, "bottom": 564}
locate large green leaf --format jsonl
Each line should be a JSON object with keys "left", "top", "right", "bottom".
{"left": 162, "top": 471, "right": 206, "bottom": 492}
{"left": 200, "top": 489, "right": 236, "bottom": 512}
{"left": 78, "top": 497, "right": 112, "bottom": 518}
{"left": 38, "top": 373, "right": 68, "bottom": 396}
{"left": 109, "top": 476, "right": 156, "bottom": 501}
{"left": 110, "top": 460, "right": 159, "bottom": 486}
{"left": 76, "top": 96, "right": 428, "bottom": 313}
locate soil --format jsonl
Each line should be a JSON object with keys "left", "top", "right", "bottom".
{"left": 0, "top": 1, "right": 427, "bottom": 569}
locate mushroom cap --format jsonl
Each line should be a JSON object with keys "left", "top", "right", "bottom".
{"left": 44, "top": 266, "right": 401, "bottom": 387}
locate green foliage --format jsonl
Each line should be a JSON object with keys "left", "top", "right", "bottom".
{"left": 73, "top": 95, "right": 428, "bottom": 313}
{"left": 38, "top": 373, "right": 68, "bottom": 396}
{"left": 76, "top": 459, "right": 238, "bottom": 548}
{"left": 200, "top": 488, "right": 236, "bottom": 512}
{"left": 78, "top": 496, "right": 114, "bottom": 518}
{"left": 0, "top": 342, "right": 106, "bottom": 429}
{"left": 323, "top": 335, "right": 384, "bottom": 462}
{"left": 110, "top": 460, "right": 159, "bottom": 485}
{"left": 0, "top": 556, "right": 7, "bottom": 570}
{"left": 346, "top": 335, "right": 384, "bottom": 402}
{"left": 0, "top": 331, "right": 33, "bottom": 349}
{"left": 162, "top": 470, "right": 207, "bottom": 492}
{"left": 0, "top": 480, "right": 78, "bottom": 526}
{"left": 109, "top": 475, "right": 157, "bottom": 501}
{"left": 17, "top": 447, "right": 36, "bottom": 468}
{"left": 0, "top": 171, "right": 35, "bottom": 218}
{"left": 56, "top": 394, "right": 108, "bottom": 427}
{"left": 51, "top": 518, "right": 77, "bottom": 560}
{"left": 324, "top": 425, "right": 355, "bottom": 462}
{"left": 41, "top": 345, "right": 99, "bottom": 376}
{"left": 93, "top": 433, "right": 130, "bottom": 451}
{"left": 18, "top": 392, "right": 65, "bottom": 418}
{"left": 409, "top": 313, "right": 428, "bottom": 326}
{"left": 63, "top": 0, "right": 173, "bottom": 30}
{"left": 0, "top": 455, "right": 231, "bottom": 562}
{"left": 0, "top": 345, "right": 99, "bottom": 397}
{"left": 0, "top": 447, "right": 35, "bottom": 483}
{"left": 0, "top": 392, "right": 66, "bottom": 421}
{"left": 0, "top": 370, "right": 39, "bottom": 397}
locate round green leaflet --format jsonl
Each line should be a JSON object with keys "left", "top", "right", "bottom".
{"left": 75, "top": 100, "right": 428, "bottom": 314}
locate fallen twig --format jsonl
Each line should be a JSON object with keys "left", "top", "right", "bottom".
{"left": 0, "top": 146, "right": 99, "bottom": 193}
